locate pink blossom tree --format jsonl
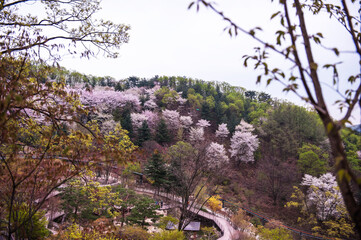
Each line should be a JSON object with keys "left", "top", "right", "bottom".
{"left": 206, "top": 142, "right": 229, "bottom": 169}
{"left": 189, "top": 127, "right": 204, "bottom": 142}
{"left": 80, "top": 89, "right": 141, "bottom": 113}
{"left": 215, "top": 123, "right": 229, "bottom": 139}
{"left": 142, "top": 110, "right": 159, "bottom": 132}
{"left": 130, "top": 111, "right": 158, "bottom": 132}
{"left": 235, "top": 119, "right": 254, "bottom": 132}
{"left": 144, "top": 98, "right": 157, "bottom": 110}
{"left": 162, "top": 109, "right": 180, "bottom": 130}
{"left": 144, "top": 86, "right": 160, "bottom": 110}
{"left": 130, "top": 113, "right": 148, "bottom": 130}
{"left": 229, "top": 121, "right": 259, "bottom": 164}
{"left": 180, "top": 116, "right": 193, "bottom": 129}
{"left": 177, "top": 95, "right": 187, "bottom": 105}
{"left": 196, "top": 119, "right": 211, "bottom": 128}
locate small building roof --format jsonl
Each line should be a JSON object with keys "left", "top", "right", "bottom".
{"left": 183, "top": 221, "right": 201, "bottom": 231}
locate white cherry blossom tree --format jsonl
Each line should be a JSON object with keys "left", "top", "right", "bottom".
{"left": 229, "top": 121, "right": 259, "bottom": 164}
{"left": 162, "top": 109, "right": 180, "bottom": 130}
{"left": 215, "top": 123, "right": 230, "bottom": 139}
{"left": 189, "top": 127, "right": 204, "bottom": 142}
{"left": 196, "top": 119, "right": 211, "bottom": 128}
{"left": 206, "top": 142, "right": 229, "bottom": 169}
{"left": 301, "top": 173, "right": 344, "bottom": 221}
{"left": 180, "top": 116, "right": 193, "bottom": 129}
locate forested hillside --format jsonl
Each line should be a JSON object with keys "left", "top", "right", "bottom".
{"left": 48, "top": 69, "right": 361, "bottom": 239}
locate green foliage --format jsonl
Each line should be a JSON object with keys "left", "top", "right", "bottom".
{"left": 200, "top": 226, "right": 218, "bottom": 240}
{"left": 8, "top": 205, "right": 50, "bottom": 240}
{"left": 257, "top": 226, "right": 292, "bottom": 240}
{"left": 115, "top": 108, "right": 133, "bottom": 138}
{"left": 150, "top": 230, "right": 185, "bottom": 240}
{"left": 297, "top": 143, "right": 329, "bottom": 176}
{"left": 155, "top": 86, "right": 179, "bottom": 108}
{"left": 341, "top": 128, "right": 361, "bottom": 172}
{"left": 298, "top": 150, "right": 327, "bottom": 177}
{"left": 144, "top": 151, "right": 169, "bottom": 189}
{"left": 60, "top": 178, "right": 90, "bottom": 221}
{"left": 261, "top": 102, "right": 326, "bottom": 159}
{"left": 55, "top": 222, "right": 119, "bottom": 240}
{"left": 157, "top": 215, "right": 179, "bottom": 230}
{"left": 155, "top": 118, "right": 171, "bottom": 145}
{"left": 187, "top": 90, "right": 203, "bottom": 110}
{"left": 110, "top": 187, "right": 138, "bottom": 225}
{"left": 122, "top": 162, "right": 142, "bottom": 178}
{"left": 127, "top": 195, "right": 160, "bottom": 226}
{"left": 119, "top": 225, "right": 150, "bottom": 240}
{"left": 136, "top": 120, "right": 151, "bottom": 146}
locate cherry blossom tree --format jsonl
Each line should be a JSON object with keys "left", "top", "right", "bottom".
{"left": 80, "top": 89, "right": 140, "bottom": 113}
{"left": 196, "top": 119, "right": 211, "bottom": 128}
{"left": 142, "top": 110, "right": 159, "bottom": 132}
{"left": 215, "top": 123, "right": 230, "bottom": 139}
{"left": 301, "top": 173, "right": 344, "bottom": 220}
{"left": 130, "top": 111, "right": 158, "bottom": 132}
{"left": 131, "top": 113, "right": 148, "bottom": 130}
{"left": 177, "top": 95, "right": 188, "bottom": 105}
{"left": 235, "top": 119, "right": 254, "bottom": 133}
{"left": 229, "top": 121, "right": 259, "bottom": 165}
{"left": 206, "top": 142, "right": 229, "bottom": 168}
{"left": 144, "top": 86, "right": 160, "bottom": 109}
{"left": 180, "top": 116, "right": 193, "bottom": 129}
{"left": 189, "top": 127, "right": 204, "bottom": 142}
{"left": 124, "top": 86, "right": 143, "bottom": 97}
{"left": 162, "top": 109, "right": 180, "bottom": 130}
{"left": 144, "top": 98, "right": 157, "bottom": 110}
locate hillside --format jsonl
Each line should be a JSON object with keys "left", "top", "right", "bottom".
{"left": 1, "top": 64, "right": 360, "bottom": 240}
{"left": 58, "top": 71, "right": 361, "bottom": 239}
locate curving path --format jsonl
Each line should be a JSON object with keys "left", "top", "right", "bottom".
{"left": 134, "top": 187, "right": 237, "bottom": 240}
{"left": 45, "top": 176, "right": 336, "bottom": 240}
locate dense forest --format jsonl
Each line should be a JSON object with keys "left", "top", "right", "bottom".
{"left": 5, "top": 65, "right": 358, "bottom": 239}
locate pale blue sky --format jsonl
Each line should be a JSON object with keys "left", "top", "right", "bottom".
{"left": 58, "top": 0, "right": 360, "bottom": 125}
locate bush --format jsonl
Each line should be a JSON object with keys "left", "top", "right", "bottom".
{"left": 9, "top": 205, "right": 50, "bottom": 240}
{"left": 257, "top": 226, "right": 292, "bottom": 240}
{"left": 157, "top": 215, "right": 179, "bottom": 230}
{"left": 119, "top": 225, "right": 150, "bottom": 240}
{"left": 149, "top": 230, "right": 185, "bottom": 240}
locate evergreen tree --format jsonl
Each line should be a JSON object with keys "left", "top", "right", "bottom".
{"left": 127, "top": 195, "right": 160, "bottom": 226}
{"left": 155, "top": 118, "right": 171, "bottom": 145}
{"left": 137, "top": 120, "right": 151, "bottom": 146}
{"left": 201, "top": 101, "right": 211, "bottom": 121}
{"left": 144, "top": 151, "right": 169, "bottom": 193}
{"left": 120, "top": 108, "right": 133, "bottom": 138}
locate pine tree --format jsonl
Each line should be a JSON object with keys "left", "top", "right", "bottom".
{"left": 201, "top": 101, "right": 211, "bottom": 121}
{"left": 136, "top": 120, "right": 151, "bottom": 146}
{"left": 155, "top": 118, "right": 171, "bottom": 145}
{"left": 144, "top": 151, "right": 168, "bottom": 194}
{"left": 114, "top": 108, "right": 133, "bottom": 138}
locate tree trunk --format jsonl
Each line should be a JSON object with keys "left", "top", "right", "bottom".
{"left": 323, "top": 116, "right": 361, "bottom": 236}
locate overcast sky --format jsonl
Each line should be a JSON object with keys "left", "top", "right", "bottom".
{"left": 58, "top": 0, "right": 361, "bottom": 125}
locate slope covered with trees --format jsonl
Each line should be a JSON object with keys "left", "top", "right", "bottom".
{"left": 34, "top": 70, "right": 361, "bottom": 239}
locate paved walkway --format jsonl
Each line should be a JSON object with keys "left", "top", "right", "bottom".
{"left": 134, "top": 187, "right": 237, "bottom": 240}
{"left": 45, "top": 181, "right": 238, "bottom": 239}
